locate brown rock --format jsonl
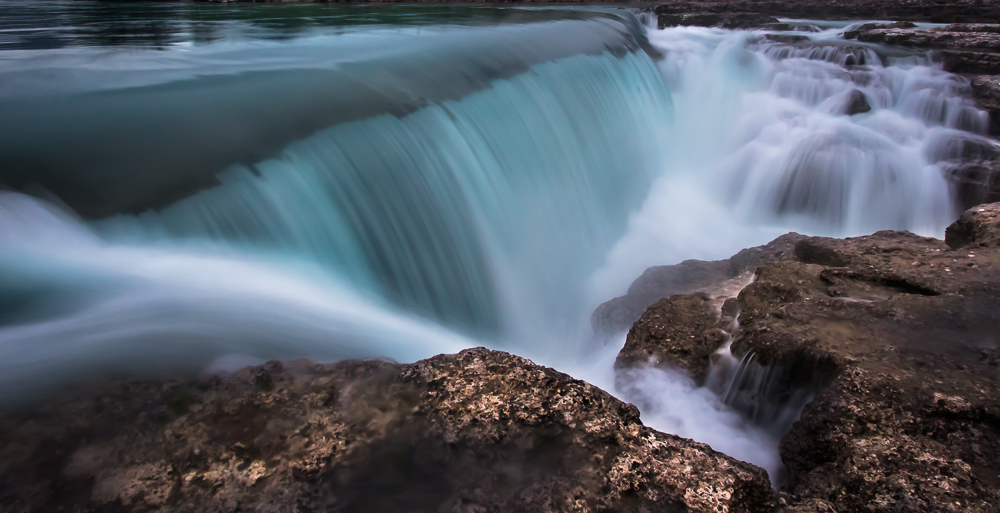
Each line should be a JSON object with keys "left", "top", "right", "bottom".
{"left": 593, "top": 233, "right": 805, "bottom": 335}
{"left": 720, "top": 210, "right": 1000, "bottom": 512}
{"left": 0, "top": 348, "right": 776, "bottom": 513}
{"left": 946, "top": 202, "right": 1000, "bottom": 248}
{"left": 616, "top": 292, "right": 725, "bottom": 383}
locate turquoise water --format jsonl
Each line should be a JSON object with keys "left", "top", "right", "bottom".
{"left": 1, "top": 1, "right": 995, "bottom": 482}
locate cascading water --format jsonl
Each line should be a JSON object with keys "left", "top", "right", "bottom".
{"left": 0, "top": 3, "right": 995, "bottom": 485}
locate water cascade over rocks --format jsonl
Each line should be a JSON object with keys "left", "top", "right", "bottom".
{"left": 0, "top": 4, "right": 995, "bottom": 491}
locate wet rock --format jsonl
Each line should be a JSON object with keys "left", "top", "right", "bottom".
{"left": 842, "top": 89, "right": 872, "bottom": 116}
{"left": 653, "top": 9, "right": 779, "bottom": 30}
{"left": 616, "top": 292, "right": 728, "bottom": 383}
{"left": 610, "top": 205, "right": 1000, "bottom": 510}
{"left": 944, "top": 160, "right": 1000, "bottom": 209}
{"left": 946, "top": 202, "right": 1000, "bottom": 248}
{"left": 722, "top": 212, "right": 1000, "bottom": 511}
{"left": 0, "top": 348, "right": 776, "bottom": 513}
{"left": 765, "top": 33, "right": 811, "bottom": 44}
{"left": 593, "top": 233, "right": 805, "bottom": 336}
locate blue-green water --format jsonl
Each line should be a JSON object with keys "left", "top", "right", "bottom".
{"left": 0, "top": 1, "right": 995, "bottom": 482}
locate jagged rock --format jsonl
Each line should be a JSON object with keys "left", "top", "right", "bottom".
{"left": 593, "top": 233, "right": 805, "bottom": 335}
{"left": 610, "top": 205, "right": 1000, "bottom": 511}
{"left": 0, "top": 348, "right": 776, "bottom": 513}
{"left": 842, "top": 89, "right": 872, "bottom": 115}
{"left": 616, "top": 292, "right": 732, "bottom": 383}
{"left": 725, "top": 216, "right": 1000, "bottom": 511}
{"left": 946, "top": 202, "right": 1000, "bottom": 248}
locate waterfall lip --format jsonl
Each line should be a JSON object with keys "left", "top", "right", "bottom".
{"left": 0, "top": 8, "right": 652, "bottom": 219}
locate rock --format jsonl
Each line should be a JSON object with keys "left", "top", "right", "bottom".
{"left": 592, "top": 259, "right": 731, "bottom": 336}
{"left": 842, "top": 89, "right": 872, "bottom": 116}
{"left": 721, "top": 215, "right": 1000, "bottom": 511}
{"left": 616, "top": 292, "right": 729, "bottom": 383}
{"left": 593, "top": 233, "right": 805, "bottom": 335}
{"left": 610, "top": 205, "right": 1000, "bottom": 510}
{"left": 945, "top": 202, "right": 1000, "bottom": 248}
{"left": 765, "top": 33, "right": 811, "bottom": 44}
{"left": 0, "top": 348, "right": 777, "bottom": 513}
{"left": 653, "top": 9, "right": 779, "bottom": 30}
{"left": 649, "top": 0, "right": 999, "bottom": 24}
{"left": 969, "top": 75, "right": 1000, "bottom": 135}
{"left": 944, "top": 160, "right": 1000, "bottom": 209}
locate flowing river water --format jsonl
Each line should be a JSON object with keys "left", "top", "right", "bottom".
{"left": 0, "top": 2, "right": 994, "bottom": 484}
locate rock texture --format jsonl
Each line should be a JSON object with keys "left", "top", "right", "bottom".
{"left": 593, "top": 233, "right": 805, "bottom": 336}
{"left": 613, "top": 204, "right": 1000, "bottom": 511}
{"left": 615, "top": 293, "right": 736, "bottom": 383}
{"left": 0, "top": 348, "right": 776, "bottom": 513}
{"left": 843, "top": 22, "right": 1000, "bottom": 136}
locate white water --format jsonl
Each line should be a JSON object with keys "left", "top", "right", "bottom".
{"left": 0, "top": 15, "right": 994, "bottom": 485}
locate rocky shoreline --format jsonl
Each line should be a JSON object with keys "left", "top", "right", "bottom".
{"left": 3, "top": 204, "right": 1000, "bottom": 512}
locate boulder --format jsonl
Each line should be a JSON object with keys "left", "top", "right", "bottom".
{"left": 946, "top": 202, "right": 1000, "bottom": 248}
{"left": 0, "top": 348, "right": 776, "bottom": 513}
{"left": 616, "top": 292, "right": 734, "bottom": 383}
{"left": 593, "top": 233, "right": 805, "bottom": 336}
{"left": 842, "top": 89, "right": 872, "bottom": 116}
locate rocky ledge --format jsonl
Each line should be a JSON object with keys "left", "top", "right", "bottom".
{"left": 614, "top": 203, "right": 1000, "bottom": 512}
{"left": 0, "top": 348, "right": 775, "bottom": 512}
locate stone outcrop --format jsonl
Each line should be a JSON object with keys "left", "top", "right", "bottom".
{"left": 0, "top": 348, "right": 776, "bottom": 513}
{"left": 613, "top": 204, "right": 1000, "bottom": 511}
{"left": 615, "top": 293, "right": 736, "bottom": 383}
{"left": 593, "top": 233, "right": 805, "bottom": 336}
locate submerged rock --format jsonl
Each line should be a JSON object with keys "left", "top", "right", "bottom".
{"left": 842, "top": 89, "right": 872, "bottom": 115}
{"left": 0, "top": 348, "right": 776, "bottom": 513}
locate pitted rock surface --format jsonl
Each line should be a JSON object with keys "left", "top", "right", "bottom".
{"left": 0, "top": 348, "right": 776, "bottom": 513}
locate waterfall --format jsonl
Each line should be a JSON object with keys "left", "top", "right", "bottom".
{"left": 0, "top": 5, "right": 994, "bottom": 484}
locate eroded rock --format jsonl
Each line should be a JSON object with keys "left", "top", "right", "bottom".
{"left": 593, "top": 233, "right": 805, "bottom": 336}
{"left": 729, "top": 218, "right": 1000, "bottom": 511}
{"left": 612, "top": 204, "right": 1000, "bottom": 511}
{"left": 0, "top": 348, "right": 776, "bottom": 513}
{"left": 616, "top": 293, "right": 731, "bottom": 383}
